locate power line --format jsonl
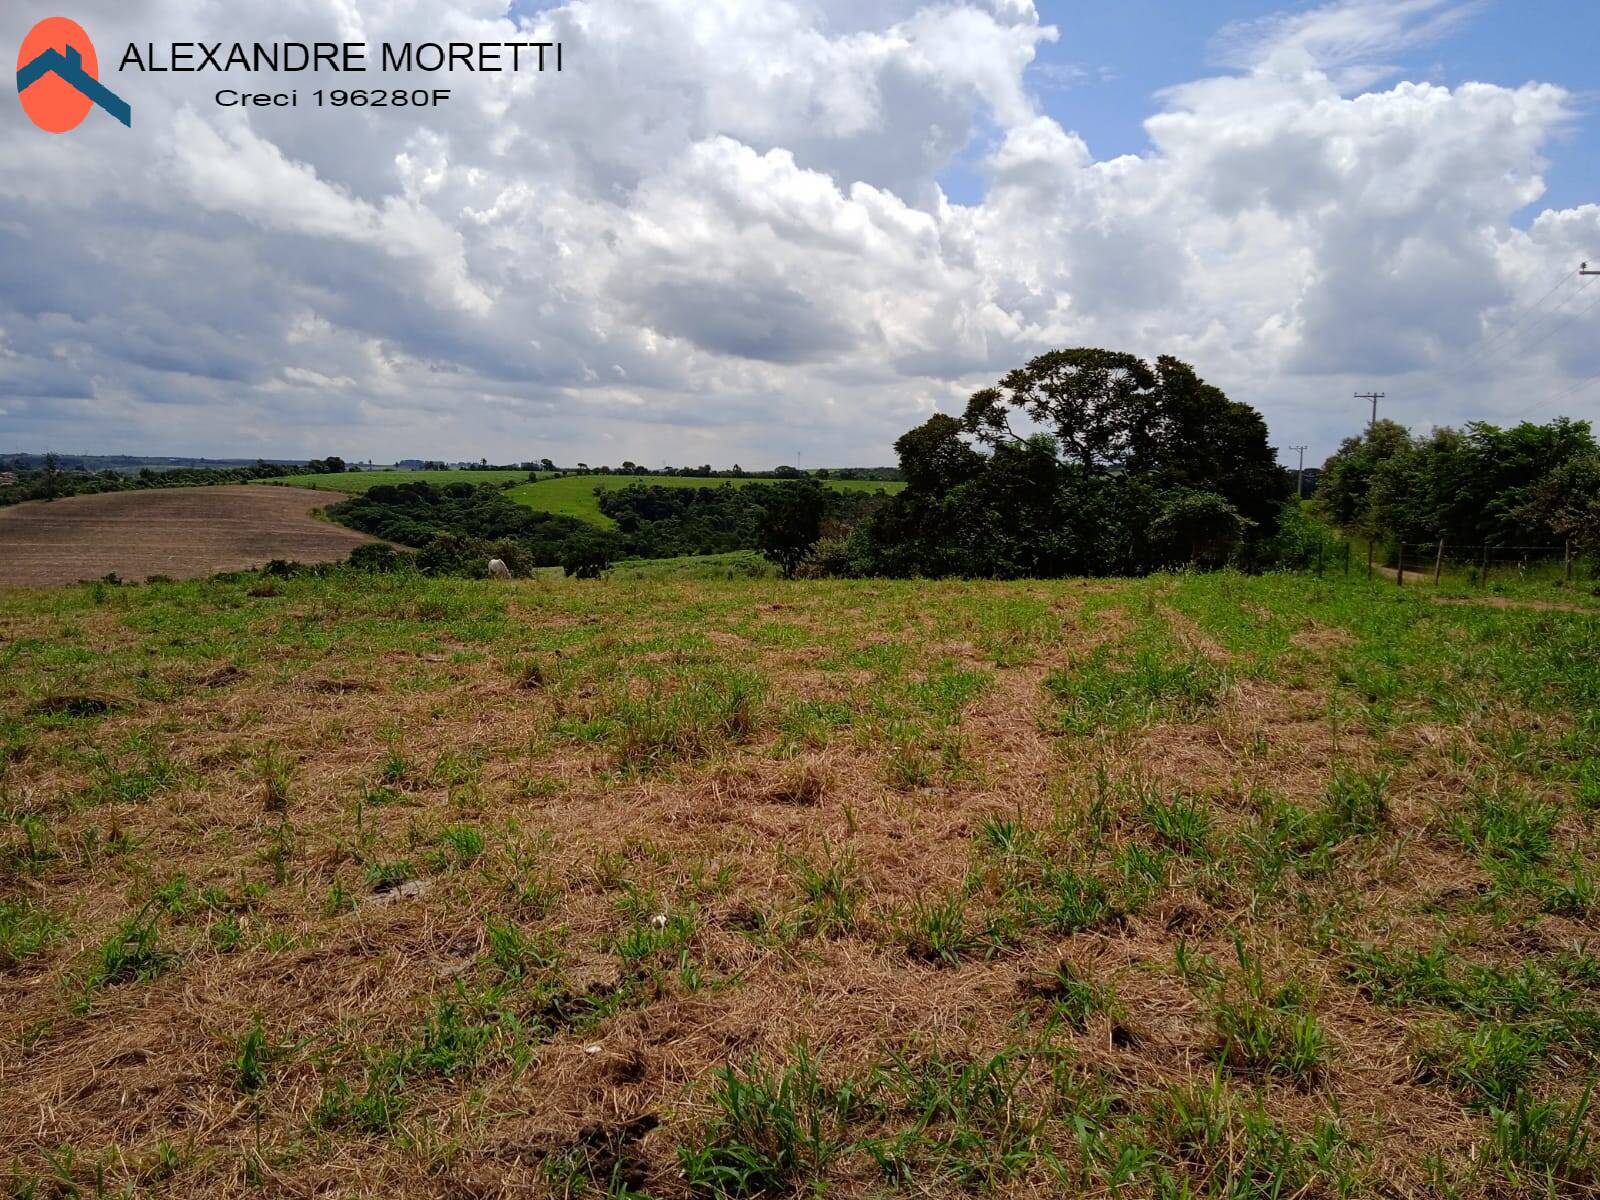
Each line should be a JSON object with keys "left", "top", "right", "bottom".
{"left": 1509, "top": 283, "right": 1600, "bottom": 364}
{"left": 1511, "top": 261, "right": 1600, "bottom": 420}
{"left": 1466, "top": 274, "right": 1597, "bottom": 377}
{"left": 1461, "top": 266, "right": 1585, "bottom": 372}
{"left": 1520, "top": 372, "right": 1600, "bottom": 421}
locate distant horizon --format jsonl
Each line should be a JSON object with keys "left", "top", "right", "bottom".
{"left": 0, "top": 449, "right": 902, "bottom": 473}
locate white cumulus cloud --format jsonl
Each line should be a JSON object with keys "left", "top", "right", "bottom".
{"left": 0, "top": 0, "right": 1595, "bottom": 466}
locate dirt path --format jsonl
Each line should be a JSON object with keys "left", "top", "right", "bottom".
{"left": 1368, "top": 565, "right": 1595, "bottom": 614}
{"left": 0, "top": 486, "right": 378, "bottom": 586}
{"left": 1431, "top": 594, "right": 1597, "bottom": 615}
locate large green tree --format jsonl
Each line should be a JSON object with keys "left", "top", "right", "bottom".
{"left": 758, "top": 481, "right": 828, "bottom": 578}
{"left": 852, "top": 348, "right": 1286, "bottom": 577}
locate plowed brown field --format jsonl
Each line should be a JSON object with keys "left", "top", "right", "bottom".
{"left": 0, "top": 485, "right": 376, "bottom": 585}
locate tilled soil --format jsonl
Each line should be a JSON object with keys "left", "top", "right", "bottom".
{"left": 0, "top": 486, "right": 377, "bottom": 585}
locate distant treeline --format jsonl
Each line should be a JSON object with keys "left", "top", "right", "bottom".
{"left": 326, "top": 478, "right": 891, "bottom": 575}
{"left": 0, "top": 452, "right": 310, "bottom": 474}
{"left": 0, "top": 456, "right": 350, "bottom": 508}
{"left": 1314, "top": 418, "right": 1600, "bottom": 554}
{"left": 398, "top": 457, "right": 903, "bottom": 480}
{"left": 532, "top": 462, "right": 901, "bottom": 481}
{"left": 599, "top": 481, "right": 887, "bottom": 559}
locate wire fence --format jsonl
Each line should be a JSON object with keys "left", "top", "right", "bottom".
{"left": 1304, "top": 538, "right": 1588, "bottom": 586}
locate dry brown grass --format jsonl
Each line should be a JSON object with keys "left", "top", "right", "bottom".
{"left": 1, "top": 569, "right": 1596, "bottom": 1197}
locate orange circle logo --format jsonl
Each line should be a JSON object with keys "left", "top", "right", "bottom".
{"left": 17, "top": 17, "right": 101, "bottom": 133}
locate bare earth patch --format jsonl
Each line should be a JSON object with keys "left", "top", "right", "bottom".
{"left": 0, "top": 486, "right": 379, "bottom": 586}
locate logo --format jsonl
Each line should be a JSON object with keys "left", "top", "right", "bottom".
{"left": 16, "top": 17, "right": 130, "bottom": 132}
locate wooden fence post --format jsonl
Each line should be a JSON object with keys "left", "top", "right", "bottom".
{"left": 1367, "top": 540, "right": 1374, "bottom": 581}
{"left": 1434, "top": 538, "right": 1445, "bottom": 585}
{"left": 1482, "top": 545, "right": 1491, "bottom": 586}
{"left": 1344, "top": 541, "right": 1351, "bottom": 576}
{"left": 1396, "top": 541, "right": 1405, "bottom": 587}
{"left": 1567, "top": 539, "right": 1574, "bottom": 585}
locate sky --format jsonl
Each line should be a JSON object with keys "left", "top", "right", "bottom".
{"left": 1, "top": 0, "right": 1597, "bottom": 470}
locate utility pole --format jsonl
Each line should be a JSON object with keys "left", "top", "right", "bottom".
{"left": 1582, "top": 261, "right": 1599, "bottom": 276}
{"left": 1355, "top": 392, "right": 1386, "bottom": 429}
{"left": 1286, "top": 445, "right": 1308, "bottom": 498}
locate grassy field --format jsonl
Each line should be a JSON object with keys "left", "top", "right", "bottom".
{"left": 2, "top": 569, "right": 1598, "bottom": 1197}
{"left": 506, "top": 475, "right": 904, "bottom": 527}
{"left": 255, "top": 469, "right": 537, "bottom": 494}
{"left": 605, "top": 551, "right": 779, "bottom": 581}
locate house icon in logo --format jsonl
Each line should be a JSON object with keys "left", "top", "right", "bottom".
{"left": 16, "top": 17, "right": 130, "bottom": 132}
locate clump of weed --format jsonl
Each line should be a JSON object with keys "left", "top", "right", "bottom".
{"left": 1026, "top": 862, "right": 1117, "bottom": 935}
{"left": 485, "top": 918, "right": 559, "bottom": 981}
{"left": 543, "top": 1114, "right": 660, "bottom": 1196}
{"left": 1452, "top": 784, "right": 1559, "bottom": 879}
{"left": 1416, "top": 1021, "right": 1547, "bottom": 1110}
{"left": 1213, "top": 997, "right": 1325, "bottom": 1085}
{"left": 0, "top": 899, "right": 67, "bottom": 968}
{"left": 365, "top": 858, "right": 417, "bottom": 890}
{"left": 860, "top": 1047, "right": 1056, "bottom": 1189}
{"left": 253, "top": 744, "right": 293, "bottom": 813}
{"left": 2, "top": 814, "right": 60, "bottom": 877}
{"left": 1140, "top": 790, "right": 1213, "bottom": 857}
{"left": 765, "top": 762, "right": 827, "bottom": 806}
{"left": 511, "top": 656, "right": 559, "bottom": 690}
{"left": 1317, "top": 766, "right": 1388, "bottom": 841}
{"left": 232, "top": 1016, "right": 283, "bottom": 1092}
{"left": 1211, "top": 942, "right": 1324, "bottom": 1085}
{"left": 314, "top": 994, "right": 503, "bottom": 1135}
{"left": 615, "top": 909, "right": 696, "bottom": 980}
{"left": 976, "top": 814, "right": 1038, "bottom": 862}
{"left": 79, "top": 740, "right": 181, "bottom": 807}
{"left": 895, "top": 890, "right": 983, "bottom": 966}
{"left": 1485, "top": 1085, "right": 1596, "bottom": 1186}
{"left": 80, "top": 904, "right": 180, "bottom": 999}
{"left": 1023, "top": 961, "right": 1118, "bottom": 1033}
{"left": 881, "top": 721, "right": 939, "bottom": 790}
{"left": 1047, "top": 646, "right": 1228, "bottom": 734}
{"left": 437, "top": 822, "right": 485, "bottom": 868}
{"left": 678, "top": 1047, "right": 861, "bottom": 1195}
{"left": 611, "top": 667, "right": 767, "bottom": 771}
{"left": 378, "top": 745, "right": 415, "bottom": 787}
{"left": 1153, "top": 1074, "right": 1356, "bottom": 1195}
{"left": 784, "top": 843, "right": 863, "bottom": 938}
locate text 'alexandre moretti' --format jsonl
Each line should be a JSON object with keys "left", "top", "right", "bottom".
{"left": 116, "top": 41, "right": 562, "bottom": 74}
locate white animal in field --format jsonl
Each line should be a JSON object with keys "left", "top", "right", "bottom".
{"left": 487, "top": 558, "right": 512, "bottom": 579}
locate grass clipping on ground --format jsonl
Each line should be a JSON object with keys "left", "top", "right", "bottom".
{"left": 1, "top": 569, "right": 1598, "bottom": 1198}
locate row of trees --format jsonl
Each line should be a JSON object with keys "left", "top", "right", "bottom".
{"left": 533, "top": 463, "right": 901, "bottom": 481}
{"left": 0, "top": 455, "right": 349, "bottom": 507}
{"left": 1314, "top": 418, "right": 1600, "bottom": 552}
{"left": 598, "top": 481, "right": 884, "bottom": 562}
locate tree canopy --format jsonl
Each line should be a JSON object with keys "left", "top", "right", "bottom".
{"left": 846, "top": 348, "right": 1288, "bottom": 578}
{"left": 1313, "top": 417, "right": 1598, "bottom": 549}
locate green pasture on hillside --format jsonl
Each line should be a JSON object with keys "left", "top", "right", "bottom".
{"left": 254, "top": 469, "right": 537, "bottom": 494}
{"left": 506, "top": 473, "right": 904, "bottom": 527}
